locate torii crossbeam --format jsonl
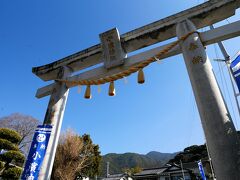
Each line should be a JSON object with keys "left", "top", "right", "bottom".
{"left": 32, "top": 0, "right": 240, "bottom": 179}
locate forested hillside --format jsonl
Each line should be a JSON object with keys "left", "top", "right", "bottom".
{"left": 100, "top": 151, "right": 176, "bottom": 176}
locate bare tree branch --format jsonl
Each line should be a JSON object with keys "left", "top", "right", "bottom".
{"left": 0, "top": 113, "right": 39, "bottom": 155}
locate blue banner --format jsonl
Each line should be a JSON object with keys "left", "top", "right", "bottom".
{"left": 230, "top": 55, "right": 240, "bottom": 91}
{"left": 21, "top": 125, "right": 52, "bottom": 180}
{"left": 198, "top": 160, "right": 207, "bottom": 180}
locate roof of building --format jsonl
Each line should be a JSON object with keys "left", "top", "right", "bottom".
{"left": 101, "top": 173, "right": 131, "bottom": 180}
{"left": 134, "top": 164, "right": 191, "bottom": 177}
{"left": 134, "top": 166, "right": 168, "bottom": 176}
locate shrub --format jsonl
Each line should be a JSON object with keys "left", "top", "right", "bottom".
{"left": 0, "top": 161, "right": 4, "bottom": 170}
{"left": 0, "top": 128, "right": 21, "bottom": 144}
{"left": 0, "top": 128, "right": 24, "bottom": 179}
{"left": 0, "top": 139, "right": 18, "bottom": 151}
{"left": 1, "top": 166, "right": 22, "bottom": 180}
{"left": 0, "top": 150, "right": 25, "bottom": 164}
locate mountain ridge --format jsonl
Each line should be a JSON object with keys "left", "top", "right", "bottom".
{"left": 100, "top": 151, "right": 177, "bottom": 176}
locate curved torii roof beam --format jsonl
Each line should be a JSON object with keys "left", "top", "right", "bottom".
{"left": 35, "top": 19, "right": 240, "bottom": 98}
{"left": 32, "top": 0, "right": 240, "bottom": 82}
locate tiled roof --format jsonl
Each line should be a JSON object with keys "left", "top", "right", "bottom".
{"left": 108, "top": 174, "right": 124, "bottom": 178}
{"left": 101, "top": 177, "right": 123, "bottom": 180}
{"left": 101, "top": 174, "right": 129, "bottom": 180}
{"left": 134, "top": 164, "right": 192, "bottom": 177}
{"left": 134, "top": 167, "right": 168, "bottom": 176}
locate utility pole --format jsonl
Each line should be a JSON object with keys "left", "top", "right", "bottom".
{"left": 180, "top": 160, "right": 185, "bottom": 180}
{"left": 106, "top": 162, "right": 110, "bottom": 177}
{"left": 176, "top": 19, "right": 240, "bottom": 180}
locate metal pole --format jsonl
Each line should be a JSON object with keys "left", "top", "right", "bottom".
{"left": 38, "top": 66, "right": 72, "bottom": 180}
{"left": 180, "top": 160, "right": 185, "bottom": 180}
{"left": 205, "top": 139, "right": 215, "bottom": 179}
{"left": 226, "top": 65, "right": 240, "bottom": 124}
{"left": 210, "top": 25, "right": 240, "bottom": 123}
{"left": 106, "top": 162, "right": 110, "bottom": 177}
{"left": 176, "top": 19, "right": 240, "bottom": 180}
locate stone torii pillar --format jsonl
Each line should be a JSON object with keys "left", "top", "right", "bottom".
{"left": 176, "top": 20, "right": 240, "bottom": 180}
{"left": 38, "top": 66, "right": 72, "bottom": 180}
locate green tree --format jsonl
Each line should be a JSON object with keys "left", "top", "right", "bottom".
{"left": 168, "top": 144, "right": 207, "bottom": 164}
{"left": 80, "top": 134, "right": 101, "bottom": 177}
{"left": 0, "top": 128, "right": 25, "bottom": 180}
{"left": 123, "top": 166, "right": 142, "bottom": 175}
{"left": 51, "top": 130, "right": 101, "bottom": 180}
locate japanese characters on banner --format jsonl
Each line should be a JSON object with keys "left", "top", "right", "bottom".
{"left": 21, "top": 125, "right": 52, "bottom": 180}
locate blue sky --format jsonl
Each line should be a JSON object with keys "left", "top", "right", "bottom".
{"left": 0, "top": 0, "right": 240, "bottom": 155}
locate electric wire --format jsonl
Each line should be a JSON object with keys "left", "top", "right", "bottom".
{"left": 214, "top": 44, "right": 227, "bottom": 98}
{"left": 214, "top": 44, "right": 239, "bottom": 128}
{"left": 231, "top": 49, "right": 240, "bottom": 61}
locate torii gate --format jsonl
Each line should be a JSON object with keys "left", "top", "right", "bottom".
{"left": 33, "top": 0, "right": 240, "bottom": 179}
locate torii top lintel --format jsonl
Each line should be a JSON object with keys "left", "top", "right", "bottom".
{"left": 32, "top": 0, "right": 240, "bottom": 81}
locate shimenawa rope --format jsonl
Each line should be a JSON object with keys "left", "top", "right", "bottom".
{"left": 56, "top": 31, "right": 198, "bottom": 87}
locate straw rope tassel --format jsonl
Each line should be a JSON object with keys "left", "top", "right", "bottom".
{"left": 124, "top": 76, "right": 128, "bottom": 84}
{"left": 97, "top": 85, "right": 101, "bottom": 93}
{"left": 77, "top": 85, "right": 82, "bottom": 94}
{"left": 108, "top": 81, "right": 115, "bottom": 96}
{"left": 138, "top": 68, "right": 145, "bottom": 84}
{"left": 84, "top": 85, "right": 91, "bottom": 99}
